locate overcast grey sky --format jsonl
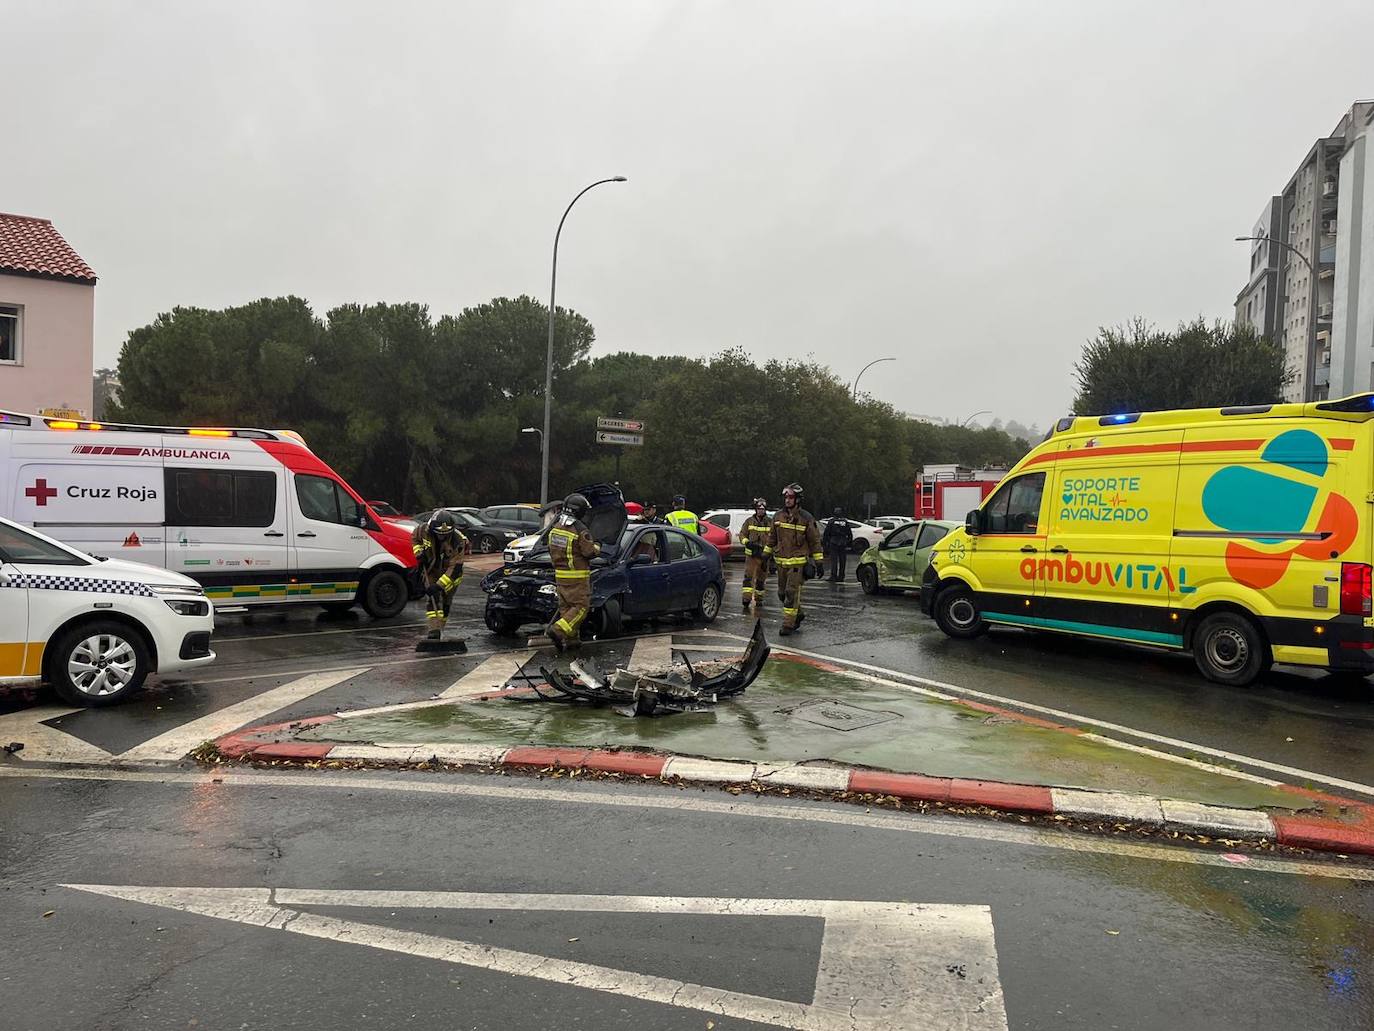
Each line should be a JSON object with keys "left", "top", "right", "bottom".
{"left": 8, "top": 1, "right": 1374, "bottom": 427}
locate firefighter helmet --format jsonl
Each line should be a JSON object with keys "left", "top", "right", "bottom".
{"left": 429, "top": 511, "right": 457, "bottom": 536}
{"left": 563, "top": 493, "right": 591, "bottom": 519}
{"left": 782, "top": 483, "right": 803, "bottom": 500}
{"left": 752, "top": 497, "right": 767, "bottom": 510}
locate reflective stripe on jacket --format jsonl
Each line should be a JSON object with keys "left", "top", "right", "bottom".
{"left": 665, "top": 510, "right": 699, "bottom": 534}
{"left": 768, "top": 508, "right": 823, "bottom": 566}
{"left": 548, "top": 518, "right": 600, "bottom": 579}
{"left": 739, "top": 518, "right": 772, "bottom": 556}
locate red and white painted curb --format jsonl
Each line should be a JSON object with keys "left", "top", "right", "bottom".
{"left": 213, "top": 724, "right": 1374, "bottom": 858}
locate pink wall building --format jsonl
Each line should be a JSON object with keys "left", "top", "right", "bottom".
{"left": 0, "top": 212, "right": 97, "bottom": 417}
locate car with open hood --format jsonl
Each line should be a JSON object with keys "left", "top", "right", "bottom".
{"left": 480, "top": 483, "right": 725, "bottom": 637}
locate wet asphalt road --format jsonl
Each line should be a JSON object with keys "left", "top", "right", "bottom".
{"left": 2, "top": 765, "right": 1372, "bottom": 1030}
{"left": 3, "top": 561, "right": 1374, "bottom": 1028}
{"left": 7, "top": 561, "right": 1370, "bottom": 788}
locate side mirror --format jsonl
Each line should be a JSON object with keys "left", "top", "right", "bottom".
{"left": 965, "top": 510, "right": 981, "bottom": 536}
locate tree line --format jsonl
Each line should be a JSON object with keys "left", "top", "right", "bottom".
{"left": 109, "top": 295, "right": 1032, "bottom": 515}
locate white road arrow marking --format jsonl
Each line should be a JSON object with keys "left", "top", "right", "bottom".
{"left": 60, "top": 884, "right": 1007, "bottom": 1030}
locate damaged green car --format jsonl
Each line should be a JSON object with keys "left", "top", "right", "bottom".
{"left": 855, "top": 519, "right": 961, "bottom": 595}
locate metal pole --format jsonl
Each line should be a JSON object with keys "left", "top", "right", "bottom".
{"left": 851, "top": 357, "right": 896, "bottom": 399}
{"left": 541, "top": 176, "right": 628, "bottom": 506}
{"left": 1234, "top": 234, "right": 1313, "bottom": 274}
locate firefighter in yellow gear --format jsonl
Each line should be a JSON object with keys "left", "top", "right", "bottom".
{"left": 547, "top": 492, "right": 601, "bottom": 651}
{"left": 768, "top": 483, "right": 823, "bottom": 636}
{"left": 411, "top": 511, "right": 468, "bottom": 638}
{"left": 665, "top": 494, "right": 698, "bottom": 534}
{"left": 738, "top": 497, "right": 773, "bottom": 612}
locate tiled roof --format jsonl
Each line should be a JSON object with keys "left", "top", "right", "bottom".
{"left": 0, "top": 212, "right": 97, "bottom": 284}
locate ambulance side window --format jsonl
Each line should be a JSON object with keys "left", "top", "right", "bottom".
{"left": 295, "top": 474, "right": 365, "bottom": 526}
{"left": 295, "top": 474, "right": 342, "bottom": 523}
{"left": 984, "top": 473, "right": 1046, "bottom": 534}
{"left": 166, "top": 469, "right": 277, "bottom": 527}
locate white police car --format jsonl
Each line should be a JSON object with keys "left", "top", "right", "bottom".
{"left": 0, "top": 515, "right": 216, "bottom": 706}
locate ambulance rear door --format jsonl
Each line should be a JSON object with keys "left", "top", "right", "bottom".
{"left": 9, "top": 428, "right": 167, "bottom": 567}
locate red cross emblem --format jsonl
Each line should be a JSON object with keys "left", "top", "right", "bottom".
{"left": 25, "top": 478, "right": 58, "bottom": 507}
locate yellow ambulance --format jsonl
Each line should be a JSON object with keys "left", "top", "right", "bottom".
{"left": 919, "top": 394, "right": 1374, "bottom": 685}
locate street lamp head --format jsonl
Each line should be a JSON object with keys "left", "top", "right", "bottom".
{"left": 521, "top": 427, "right": 539, "bottom": 434}
{"left": 611, "top": 176, "right": 628, "bottom": 182}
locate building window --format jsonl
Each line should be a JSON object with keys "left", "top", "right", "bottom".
{"left": 0, "top": 305, "right": 20, "bottom": 364}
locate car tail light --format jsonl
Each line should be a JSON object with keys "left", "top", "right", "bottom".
{"left": 1339, "top": 562, "right": 1372, "bottom": 616}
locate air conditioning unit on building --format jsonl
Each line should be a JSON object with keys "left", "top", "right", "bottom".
{"left": 1323, "top": 180, "right": 1338, "bottom": 197}
{"left": 1319, "top": 302, "right": 1333, "bottom": 319}
{"left": 1323, "top": 219, "right": 1339, "bottom": 235}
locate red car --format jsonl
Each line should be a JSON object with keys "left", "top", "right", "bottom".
{"left": 697, "top": 518, "right": 733, "bottom": 560}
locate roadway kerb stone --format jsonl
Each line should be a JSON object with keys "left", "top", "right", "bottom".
{"left": 209, "top": 730, "right": 1374, "bottom": 858}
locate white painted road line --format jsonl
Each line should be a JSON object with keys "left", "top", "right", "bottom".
{"left": 0, "top": 705, "right": 112, "bottom": 764}
{"left": 629, "top": 633, "right": 673, "bottom": 669}
{"left": 9, "top": 765, "right": 1372, "bottom": 881}
{"left": 441, "top": 652, "right": 530, "bottom": 699}
{"left": 116, "top": 668, "right": 368, "bottom": 762}
{"left": 213, "top": 622, "right": 429, "bottom": 643}
{"left": 61, "top": 884, "right": 1008, "bottom": 1030}
{"left": 735, "top": 633, "right": 1374, "bottom": 801}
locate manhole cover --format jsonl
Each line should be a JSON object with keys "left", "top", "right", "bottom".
{"left": 787, "top": 699, "right": 901, "bottom": 732}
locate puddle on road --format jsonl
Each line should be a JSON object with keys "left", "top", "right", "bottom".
{"left": 300, "top": 655, "right": 1303, "bottom": 810}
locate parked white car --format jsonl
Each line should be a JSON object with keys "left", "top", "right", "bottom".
{"left": 701, "top": 509, "right": 775, "bottom": 559}
{"left": 0, "top": 515, "right": 216, "bottom": 706}
{"left": 871, "top": 515, "right": 917, "bottom": 532}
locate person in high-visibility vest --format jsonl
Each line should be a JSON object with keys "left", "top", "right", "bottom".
{"left": 738, "top": 497, "right": 773, "bottom": 613}
{"left": 665, "top": 495, "right": 698, "bottom": 534}
{"left": 768, "top": 483, "right": 823, "bottom": 636}
{"left": 410, "top": 511, "right": 469, "bottom": 639}
{"left": 547, "top": 492, "right": 601, "bottom": 651}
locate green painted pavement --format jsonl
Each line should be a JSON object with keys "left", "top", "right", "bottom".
{"left": 299, "top": 657, "right": 1305, "bottom": 811}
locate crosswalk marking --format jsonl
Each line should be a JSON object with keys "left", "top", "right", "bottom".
{"left": 0, "top": 705, "right": 112, "bottom": 764}
{"left": 440, "top": 653, "right": 529, "bottom": 699}
{"left": 116, "top": 668, "right": 368, "bottom": 762}
{"left": 61, "top": 884, "right": 1008, "bottom": 1030}
{"left": 629, "top": 633, "right": 673, "bottom": 669}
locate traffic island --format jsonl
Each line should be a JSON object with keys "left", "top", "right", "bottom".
{"left": 209, "top": 650, "right": 1374, "bottom": 859}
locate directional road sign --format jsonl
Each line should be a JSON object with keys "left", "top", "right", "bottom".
{"left": 595, "top": 430, "right": 644, "bottom": 447}
{"left": 596, "top": 417, "right": 646, "bottom": 433}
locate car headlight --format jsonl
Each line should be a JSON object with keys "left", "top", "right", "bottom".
{"left": 538, "top": 583, "right": 557, "bottom": 595}
{"left": 164, "top": 598, "right": 211, "bottom": 616}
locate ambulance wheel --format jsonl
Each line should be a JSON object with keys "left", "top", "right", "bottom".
{"left": 362, "top": 569, "right": 408, "bottom": 619}
{"left": 933, "top": 584, "right": 987, "bottom": 639}
{"left": 1192, "top": 612, "right": 1267, "bottom": 686}
{"left": 48, "top": 620, "right": 150, "bottom": 707}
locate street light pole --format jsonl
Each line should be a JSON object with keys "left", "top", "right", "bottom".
{"left": 960, "top": 410, "right": 990, "bottom": 428}
{"left": 1234, "top": 234, "right": 1313, "bottom": 275}
{"left": 540, "top": 176, "right": 627, "bottom": 506}
{"left": 852, "top": 357, "right": 896, "bottom": 399}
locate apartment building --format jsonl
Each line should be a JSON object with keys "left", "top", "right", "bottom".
{"left": 1239, "top": 101, "right": 1374, "bottom": 402}
{"left": 1235, "top": 197, "right": 1282, "bottom": 343}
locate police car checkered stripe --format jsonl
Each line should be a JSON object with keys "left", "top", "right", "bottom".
{"left": 3, "top": 573, "right": 157, "bottom": 597}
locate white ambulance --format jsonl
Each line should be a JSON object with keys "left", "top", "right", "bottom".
{"left": 0, "top": 411, "right": 417, "bottom": 618}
